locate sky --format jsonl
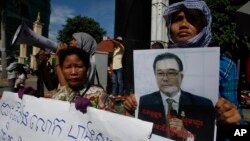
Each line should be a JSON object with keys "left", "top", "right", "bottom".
{"left": 49, "top": 0, "right": 115, "bottom": 42}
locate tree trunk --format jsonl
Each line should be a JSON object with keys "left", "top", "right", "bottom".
{"left": 0, "top": 10, "right": 7, "bottom": 79}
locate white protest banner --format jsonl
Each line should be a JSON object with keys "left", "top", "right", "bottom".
{"left": 0, "top": 91, "right": 153, "bottom": 141}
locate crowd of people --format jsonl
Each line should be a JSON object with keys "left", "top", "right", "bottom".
{"left": 6, "top": 56, "right": 28, "bottom": 93}
{"left": 2, "top": 0, "right": 247, "bottom": 141}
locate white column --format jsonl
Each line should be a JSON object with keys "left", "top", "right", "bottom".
{"left": 151, "top": 0, "right": 169, "bottom": 48}
{"left": 18, "top": 44, "right": 27, "bottom": 64}
{"left": 30, "top": 13, "right": 43, "bottom": 70}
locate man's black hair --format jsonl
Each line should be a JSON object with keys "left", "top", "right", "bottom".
{"left": 153, "top": 52, "right": 183, "bottom": 73}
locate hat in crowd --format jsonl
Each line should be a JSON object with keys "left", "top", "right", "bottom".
{"left": 115, "top": 36, "right": 123, "bottom": 41}
{"left": 114, "top": 36, "right": 124, "bottom": 44}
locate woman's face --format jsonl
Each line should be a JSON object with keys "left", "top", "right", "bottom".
{"left": 62, "top": 54, "right": 88, "bottom": 89}
{"left": 170, "top": 11, "right": 199, "bottom": 43}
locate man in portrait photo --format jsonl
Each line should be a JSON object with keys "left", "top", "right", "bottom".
{"left": 134, "top": 49, "right": 219, "bottom": 141}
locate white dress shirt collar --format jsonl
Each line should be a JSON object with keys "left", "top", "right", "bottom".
{"left": 160, "top": 90, "right": 181, "bottom": 114}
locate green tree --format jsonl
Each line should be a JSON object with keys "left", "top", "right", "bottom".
{"left": 57, "top": 15, "right": 106, "bottom": 43}
{"left": 205, "top": 0, "right": 250, "bottom": 88}
{"left": 205, "top": 0, "right": 250, "bottom": 59}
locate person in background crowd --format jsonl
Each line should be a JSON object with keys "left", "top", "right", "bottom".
{"left": 111, "top": 36, "right": 125, "bottom": 97}
{"left": 151, "top": 42, "right": 165, "bottom": 49}
{"left": 14, "top": 64, "right": 28, "bottom": 92}
{"left": 6, "top": 56, "right": 17, "bottom": 92}
{"left": 124, "top": 0, "right": 244, "bottom": 141}
{"left": 107, "top": 63, "right": 113, "bottom": 94}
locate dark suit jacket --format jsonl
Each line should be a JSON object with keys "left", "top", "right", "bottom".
{"left": 138, "top": 90, "right": 215, "bottom": 141}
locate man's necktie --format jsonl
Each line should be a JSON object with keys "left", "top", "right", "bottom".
{"left": 166, "top": 98, "right": 176, "bottom": 138}
{"left": 167, "top": 98, "right": 174, "bottom": 115}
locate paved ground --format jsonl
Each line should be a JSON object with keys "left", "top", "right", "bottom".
{"left": 1, "top": 72, "right": 250, "bottom": 123}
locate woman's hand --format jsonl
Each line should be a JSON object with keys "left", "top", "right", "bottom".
{"left": 123, "top": 94, "right": 137, "bottom": 116}
{"left": 36, "top": 49, "right": 50, "bottom": 64}
{"left": 215, "top": 97, "right": 241, "bottom": 124}
{"left": 56, "top": 42, "right": 68, "bottom": 56}
{"left": 169, "top": 117, "right": 194, "bottom": 139}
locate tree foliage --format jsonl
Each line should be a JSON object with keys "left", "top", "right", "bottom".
{"left": 205, "top": 0, "right": 250, "bottom": 59}
{"left": 57, "top": 15, "right": 106, "bottom": 43}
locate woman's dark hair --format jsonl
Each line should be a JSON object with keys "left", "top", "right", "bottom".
{"left": 171, "top": 7, "right": 207, "bottom": 33}
{"left": 58, "top": 47, "right": 90, "bottom": 70}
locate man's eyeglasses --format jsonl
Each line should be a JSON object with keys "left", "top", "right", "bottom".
{"left": 156, "top": 70, "right": 180, "bottom": 79}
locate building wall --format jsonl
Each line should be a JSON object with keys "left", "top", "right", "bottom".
{"left": 4, "top": 0, "right": 51, "bottom": 56}
{"left": 114, "top": 0, "right": 152, "bottom": 93}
